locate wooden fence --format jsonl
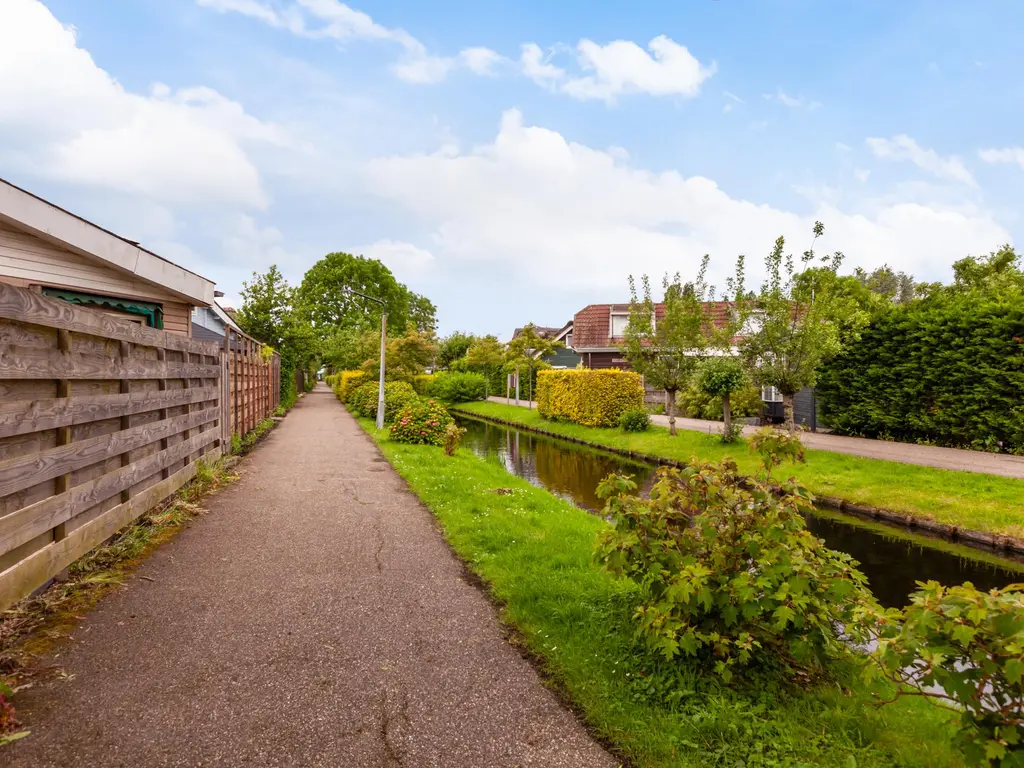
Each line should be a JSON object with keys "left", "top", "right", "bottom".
{"left": 223, "top": 326, "right": 280, "bottom": 439}
{"left": 0, "top": 283, "right": 279, "bottom": 611}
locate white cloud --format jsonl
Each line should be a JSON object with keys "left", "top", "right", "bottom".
{"left": 763, "top": 88, "right": 819, "bottom": 109}
{"left": 854, "top": 169, "right": 871, "bottom": 183}
{"left": 195, "top": 0, "right": 711, "bottom": 101}
{"left": 366, "top": 110, "right": 1009, "bottom": 290}
{"left": 979, "top": 146, "right": 1024, "bottom": 170}
{"left": 866, "top": 135, "right": 976, "bottom": 187}
{"left": 0, "top": 0, "right": 288, "bottom": 208}
{"left": 360, "top": 239, "right": 435, "bottom": 274}
{"left": 521, "top": 36, "right": 714, "bottom": 103}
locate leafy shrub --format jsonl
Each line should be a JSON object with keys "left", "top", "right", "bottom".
{"left": 618, "top": 408, "right": 651, "bottom": 432}
{"left": 817, "top": 290, "right": 1024, "bottom": 452}
{"left": 389, "top": 399, "right": 454, "bottom": 446}
{"left": 536, "top": 369, "right": 644, "bottom": 427}
{"left": 412, "top": 374, "right": 435, "bottom": 396}
{"left": 331, "top": 370, "right": 364, "bottom": 401}
{"left": 678, "top": 380, "right": 761, "bottom": 421}
{"left": 429, "top": 371, "right": 487, "bottom": 403}
{"left": 595, "top": 428, "right": 877, "bottom": 680}
{"left": 347, "top": 381, "right": 419, "bottom": 423}
{"left": 870, "top": 582, "right": 1024, "bottom": 766}
{"left": 444, "top": 423, "right": 466, "bottom": 456}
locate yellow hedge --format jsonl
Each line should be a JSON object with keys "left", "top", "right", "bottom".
{"left": 331, "top": 370, "right": 365, "bottom": 401}
{"left": 536, "top": 369, "right": 644, "bottom": 427}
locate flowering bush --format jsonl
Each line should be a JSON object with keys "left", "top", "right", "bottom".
{"left": 389, "top": 399, "right": 454, "bottom": 446}
{"left": 444, "top": 423, "right": 466, "bottom": 456}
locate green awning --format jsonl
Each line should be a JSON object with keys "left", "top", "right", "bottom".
{"left": 42, "top": 288, "right": 164, "bottom": 329}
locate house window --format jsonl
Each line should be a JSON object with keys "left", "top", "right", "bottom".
{"left": 761, "top": 386, "right": 783, "bottom": 403}
{"left": 41, "top": 288, "right": 163, "bottom": 329}
{"left": 610, "top": 313, "right": 629, "bottom": 337}
{"left": 564, "top": 332, "right": 572, "bottom": 347}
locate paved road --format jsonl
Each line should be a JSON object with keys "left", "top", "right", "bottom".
{"left": 488, "top": 397, "right": 1024, "bottom": 479}
{"left": 7, "top": 389, "right": 615, "bottom": 768}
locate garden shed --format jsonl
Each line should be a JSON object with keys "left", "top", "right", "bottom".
{"left": 0, "top": 177, "right": 215, "bottom": 334}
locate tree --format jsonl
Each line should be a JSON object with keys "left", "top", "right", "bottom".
{"left": 237, "top": 265, "right": 318, "bottom": 408}
{"left": 296, "top": 251, "right": 436, "bottom": 335}
{"left": 853, "top": 265, "right": 920, "bottom": 305}
{"left": 504, "top": 324, "right": 562, "bottom": 408}
{"left": 623, "top": 257, "right": 727, "bottom": 436}
{"left": 694, "top": 356, "right": 747, "bottom": 442}
{"left": 361, "top": 325, "right": 438, "bottom": 383}
{"left": 951, "top": 245, "right": 1023, "bottom": 293}
{"left": 237, "top": 264, "right": 291, "bottom": 346}
{"left": 437, "top": 332, "right": 475, "bottom": 370}
{"left": 321, "top": 326, "right": 379, "bottom": 372}
{"left": 465, "top": 335, "right": 505, "bottom": 398}
{"left": 738, "top": 223, "right": 866, "bottom": 433}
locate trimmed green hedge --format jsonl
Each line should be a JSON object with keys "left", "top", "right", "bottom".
{"left": 817, "top": 293, "right": 1024, "bottom": 453}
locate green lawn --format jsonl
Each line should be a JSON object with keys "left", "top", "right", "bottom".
{"left": 454, "top": 401, "right": 1024, "bottom": 541}
{"left": 360, "top": 417, "right": 962, "bottom": 768}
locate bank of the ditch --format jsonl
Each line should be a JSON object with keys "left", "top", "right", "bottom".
{"left": 454, "top": 401, "right": 1024, "bottom": 549}
{"left": 356, "top": 417, "right": 962, "bottom": 768}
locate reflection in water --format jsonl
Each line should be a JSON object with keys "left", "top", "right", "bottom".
{"left": 457, "top": 416, "right": 1024, "bottom": 609}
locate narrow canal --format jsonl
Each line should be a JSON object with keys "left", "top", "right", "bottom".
{"left": 456, "top": 415, "right": 1024, "bottom": 609}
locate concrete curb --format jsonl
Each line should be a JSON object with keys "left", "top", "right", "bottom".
{"left": 451, "top": 407, "right": 1024, "bottom": 558}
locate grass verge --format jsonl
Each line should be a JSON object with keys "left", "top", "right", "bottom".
{"left": 455, "top": 401, "right": 1024, "bottom": 542}
{"left": 359, "top": 417, "right": 963, "bottom": 768}
{"left": 0, "top": 456, "right": 239, "bottom": 743}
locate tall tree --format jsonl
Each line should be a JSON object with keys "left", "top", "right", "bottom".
{"left": 296, "top": 252, "right": 436, "bottom": 335}
{"left": 504, "top": 324, "right": 562, "bottom": 408}
{"left": 738, "top": 222, "right": 866, "bottom": 433}
{"left": 623, "top": 256, "right": 727, "bottom": 436}
{"left": 236, "top": 264, "right": 291, "bottom": 346}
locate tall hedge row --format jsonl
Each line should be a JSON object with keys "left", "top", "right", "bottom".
{"left": 816, "top": 293, "right": 1024, "bottom": 452}
{"left": 537, "top": 369, "right": 644, "bottom": 427}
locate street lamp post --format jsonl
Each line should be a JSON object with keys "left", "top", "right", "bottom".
{"left": 345, "top": 288, "right": 387, "bottom": 429}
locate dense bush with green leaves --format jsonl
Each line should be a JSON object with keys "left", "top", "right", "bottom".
{"left": 817, "top": 288, "right": 1024, "bottom": 453}
{"left": 429, "top": 371, "right": 487, "bottom": 403}
{"left": 389, "top": 399, "right": 454, "bottom": 446}
{"left": 869, "top": 582, "right": 1024, "bottom": 766}
{"left": 618, "top": 408, "right": 651, "bottom": 432}
{"left": 595, "top": 428, "right": 877, "bottom": 680}
{"left": 411, "top": 374, "right": 435, "bottom": 396}
{"left": 678, "top": 380, "right": 762, "bottom": 421}
{"left": 347, "top": 381, "right": 419, "bottom": 423}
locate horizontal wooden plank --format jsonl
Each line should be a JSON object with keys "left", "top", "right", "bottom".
{"left": 0, "top": 448, "right": 222, "bottom": 612}
{"left": 0, "top": 282, "right": 222, "bottom": 356}
{"left": 0, "top": 428, "right": 220, "bottom": 556}
{"left": 0, "top": 408, "right": 219, "bottom": 497}
{"left": 0, "top": 386, "right": 220, "bottom": 439}
{"left": 0, "top": 345, "right": 220, "bottom": 380}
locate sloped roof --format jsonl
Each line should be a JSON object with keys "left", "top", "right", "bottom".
{"left": 0, "top": 177, "right": 215, "bottom": 306}
{"left": 571, "top": 302, "right": 734, "bottom": 349}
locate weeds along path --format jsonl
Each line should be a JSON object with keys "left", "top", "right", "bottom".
{"left": 6, "top": 386, "right": 613, "bottom": 768}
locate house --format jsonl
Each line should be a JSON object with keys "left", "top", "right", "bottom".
{"left": 570, "top": 302, "right": 734, "bottom": 369}
{"left": 511, "top": 321, "right": 581, "bottom": 368}
{"left": 569, "top": 302, "right": 820, "bottom": 428}
{"left": 191, "top": 302, "right": 243, "bottom": 345}
{"left": 0, "top": 178, "right": 215, "bottom": 334}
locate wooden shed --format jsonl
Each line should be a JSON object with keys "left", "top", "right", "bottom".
{"left": 0, "top": 178, "right": 215, "bottom": 334}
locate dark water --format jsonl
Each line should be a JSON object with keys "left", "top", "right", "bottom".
{"left": 456, "top": 416, "right": 1024, "bottom": 609}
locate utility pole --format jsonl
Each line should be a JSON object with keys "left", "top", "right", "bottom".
{"left": 344, "top": 288, "right": 387, "bottom": 429}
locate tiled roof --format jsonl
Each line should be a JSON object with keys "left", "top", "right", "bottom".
{"left": 571, "top": 302, "right": 735, "bottom": 348}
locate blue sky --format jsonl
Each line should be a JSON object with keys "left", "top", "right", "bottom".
{"left": 2, "top": 0, "right": 1021, "bottom": 336}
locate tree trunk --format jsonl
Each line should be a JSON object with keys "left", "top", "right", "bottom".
{"left": 782, "top": 392, "right": 795, "bottom": 434}
{"left": 723, "top": 393, "right": 732, "bottom": 436}
{"left": 666, "top": 389, "right": 677, "bottom": 436}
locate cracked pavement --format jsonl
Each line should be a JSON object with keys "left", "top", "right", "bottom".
{"left": 5, "top": 387, "right": 615, "bottom": 768}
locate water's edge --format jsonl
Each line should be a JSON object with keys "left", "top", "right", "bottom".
{"left": 450, "top": 406, "right": 1024, "bottom": 558}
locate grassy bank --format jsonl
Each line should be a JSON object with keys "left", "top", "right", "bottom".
{"left": 455, "top": 401, "right": 1024, "bottom": 542}
{"left": 359, "top": 417, "right": 962, "bottom": 767}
